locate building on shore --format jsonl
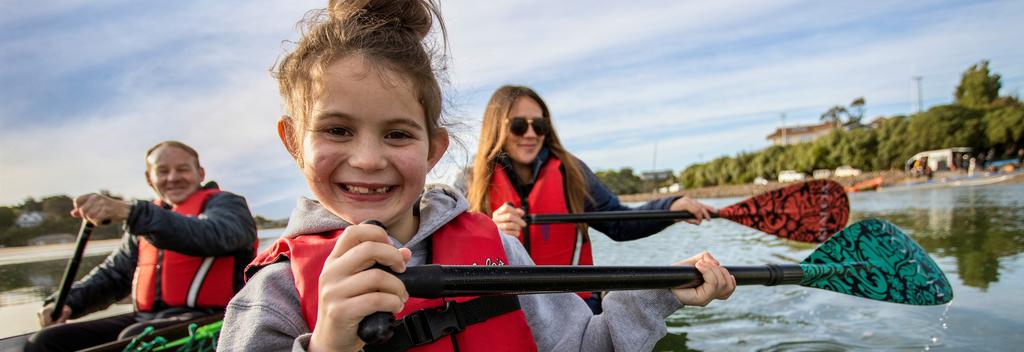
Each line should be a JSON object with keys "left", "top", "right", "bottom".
{"left": 641, "top": 170, "right": 675, "bottom": 182}
{"left": 766, "top": 121, "right": 835, "bottom": 145}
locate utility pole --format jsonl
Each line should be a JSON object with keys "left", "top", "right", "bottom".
{"left": 780, "top": 112, "right": 787, "bottom": 145}
{"left": 912, "top": 76, "right": 923, "bottom": 113}
{"left": 651, "top": 140, "right": 658, "bottom": 171}
{"left": 650, "top": 140, "right": 660, "bottom": 195}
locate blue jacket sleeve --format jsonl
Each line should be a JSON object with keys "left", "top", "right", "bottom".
{"left": 578, "top": 160, "right": 682, "bottom": 241}
{"left": 126, "top": 191, "right": 257, "bottom": 257}
{"left": 44, "top": 191, "right": 256, "bottom": 318}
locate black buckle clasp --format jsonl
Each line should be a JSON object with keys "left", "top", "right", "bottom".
{"left": 402, "top": 301, "right": 465, "bottom": 346}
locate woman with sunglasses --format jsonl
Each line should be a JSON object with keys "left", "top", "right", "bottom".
{"left": 465, "top": 85, "right": 716, "bottom": 313}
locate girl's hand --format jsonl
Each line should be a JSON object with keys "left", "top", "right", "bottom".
{"left": 492, "top": 202, "right": 526, "bottom": 237}
{"left": 309, "top": 223, "right": 412, "bottom": 352}
{"left": 671, "top": 252, "right": 735, "bottom": 306}
{"left": 669, "top": 196, "right": 717, "bottom": 225}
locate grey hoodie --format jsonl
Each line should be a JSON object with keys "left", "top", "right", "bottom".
{"left": 219, "top": 185, "right": 683, "bottom": 351}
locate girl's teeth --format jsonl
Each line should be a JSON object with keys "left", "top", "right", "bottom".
{"left": 346, "top": 185, "right": 390, "bottom": 194}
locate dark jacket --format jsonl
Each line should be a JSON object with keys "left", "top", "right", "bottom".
{"left": 461, "top": 147, "right": 680, "bottom": 242}
{"left": 46, "top": 185, "right": 258, "bottom": 319}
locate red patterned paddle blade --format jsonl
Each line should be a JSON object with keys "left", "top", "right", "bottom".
{"left": 717, "top": 180, "right": 849, "bottom": 242}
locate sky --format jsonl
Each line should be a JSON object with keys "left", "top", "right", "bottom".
{"left": 2, "top": 0, "right": 1022, "bottom": 218}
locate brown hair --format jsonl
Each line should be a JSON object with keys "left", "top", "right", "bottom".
{"left": 145, "top": 140, "right": 201, "bottom": 171}
{"left": 467, "top": 85, "right": 590, "bottom": 234}
{"left": 274, "top": 0, "right": 448, "bottom": 164}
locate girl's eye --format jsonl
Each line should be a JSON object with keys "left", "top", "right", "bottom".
{"left": 324, "top": 127, "right": 352, "bottom": 136}
{"left": 385, "top": 131, "right": 413, "bottom": 140}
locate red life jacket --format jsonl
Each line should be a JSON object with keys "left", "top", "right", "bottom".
{"left": 248, "top": 211, "right": 537, "bottom": 351}
{"left": 134, "top": 187, "right": 244, "bottom": 311}
{"left": 488, "top": 156, "right": 594, "bottom": 268}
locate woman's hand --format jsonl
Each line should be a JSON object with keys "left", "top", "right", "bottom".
{"left": 669, "top": 196, "right": 717, "bottom": 225}
{"left": 671, "top": 252, "right": 735, "bottom": 307}
{"left": 491, "top": 202, "right": 526, "bottom": 238}
{"left": 308, "top": 223, "right": 412, "bottom": 352}
{"left": 37, "top": 304, "right": 71, "bottom": 327}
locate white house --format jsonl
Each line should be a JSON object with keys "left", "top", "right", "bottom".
{"left": 15, "top": 211, "right": 44, "bottom": 228}
{"left": 766, "top": 122, "right": 835, "bottom": 146}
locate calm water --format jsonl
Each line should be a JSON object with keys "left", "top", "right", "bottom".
{"left": 2, "top": 185, "right": 1022, "bottom": 350}
{"left": 593, "top": 183, "right": 1023, "bottom": 351}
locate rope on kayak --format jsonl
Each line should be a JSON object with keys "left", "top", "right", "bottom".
{"left": 121, "top": 321, "right": 222, "bottom": 352}
{"left": 122, "top": 326, "right": 167, "bottom": 352}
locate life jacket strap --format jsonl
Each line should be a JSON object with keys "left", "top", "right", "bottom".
{"left": 365, "top": 295, "right": 522, "bottom": 351}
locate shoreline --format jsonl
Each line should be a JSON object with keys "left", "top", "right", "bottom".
{"left": 0, "top": 228, "right": 286, "bottom": 266}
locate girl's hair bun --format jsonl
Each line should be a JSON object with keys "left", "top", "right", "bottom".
{"left": 328, "top": 0, "right": 434, "bottom": 39}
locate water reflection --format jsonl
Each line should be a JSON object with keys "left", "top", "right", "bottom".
{"left": 0, "top": 256, "right": 107, "bottom": 305}
{"left": 853, "top": 184, "right": 1024, "bottom": 290}
{"left": 0, "top": 229, "right": 284, "bottom": 307}
{"left": 654, "top": 331, "right": 694, "bottom": 352}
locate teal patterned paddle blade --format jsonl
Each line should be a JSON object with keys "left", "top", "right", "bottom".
{"left": 798, "top": 218, "right": 953, "bottom": 305}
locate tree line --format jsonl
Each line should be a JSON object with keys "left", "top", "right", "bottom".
{"left": 663, "top": 60, "right": 1022, "bottom": 190}
{"left": 0, "top": 194, "right": 127, "bottom": 247}
{"left": 593, "top": 60, "right": 1023, "bottom": 193}
{"left": 0, "top": 194, "right": 285, "bottom": 247}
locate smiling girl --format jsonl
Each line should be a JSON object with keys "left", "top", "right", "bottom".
{"left": 218, "top": 1, "right": 734, "bottom": 351}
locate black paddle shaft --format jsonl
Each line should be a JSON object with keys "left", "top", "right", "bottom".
{"left": 357, "top": 264, "right": 804, "bottom": 345}
{"left": 396, "top": 264, "right": 804, "bottom": 298}
{"left": 51, "top": 221, "right": 96, "bottom": 321}
{"left": 525, "top": 210, "right": 720, "bottom": 225}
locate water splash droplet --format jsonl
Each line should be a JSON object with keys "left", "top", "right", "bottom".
{"left": 931, "top": 336, "right": 938, "bottom": 344}
{"left": 942, "top": 323, "right": 948, "bottom": 329}
{"left": 924, "top": 346, "right": 931, "bottom": 351}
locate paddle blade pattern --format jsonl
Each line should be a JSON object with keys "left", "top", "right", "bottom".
{"left": 799, "top": 218, "right": 953, "bottom": 305}
{"left": 717, "top": 179, "right": 849, "bottom": 242}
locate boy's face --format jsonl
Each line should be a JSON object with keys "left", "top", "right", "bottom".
{"left": 288, "top": 56, "right": 446, "bottom": 236}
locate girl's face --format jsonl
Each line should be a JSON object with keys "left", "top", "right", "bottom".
{"left": 502, "top": 96, "right": 546, "bottom": 167}
{"left": 281, "top": 56, "right": 447, "bottom": 238}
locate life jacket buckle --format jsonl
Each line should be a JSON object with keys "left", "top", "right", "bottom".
{"left": 402, "top": 300, "right": 465, "bottom": 346}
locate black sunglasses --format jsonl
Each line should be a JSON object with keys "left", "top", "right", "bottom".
{"left": 507, "top": 117, "right": 549, "bottom": 136}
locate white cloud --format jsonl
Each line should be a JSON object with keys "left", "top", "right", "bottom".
{"left": 2, "top": 0, "right": 1023, "bottom": 218}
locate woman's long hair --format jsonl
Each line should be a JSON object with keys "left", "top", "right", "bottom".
{"left": 467, "top": 85, "right": 590, "bottom": 235}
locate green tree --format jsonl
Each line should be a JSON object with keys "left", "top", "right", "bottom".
{"left": 848, "top": 97, "right": 866, "bottom": 125}
{"left": 983, "top": 105, "right": 1024, "bottom": 153}
{"left": 41, "top": 195, "right": 74, "bottom": 219}
{"left": 820, "top": 105, "right": 847, "bottom": 127}
{"left": 0, "top": 206, "right": 15, "bottom": 231}
{"left": 955, "top": 60, "right": 1001, "bottom": 109}
{"left": 907, "top": 105, "right": 986, "bottom": 153}
{"left": 21, "top": 197, "right": 42, "bottom": 212}
{"left": 873, "top": 115, "right": 913, "bottom": 169}
{"left": 595, "top": 168, "right": 644, "bottom": 195}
